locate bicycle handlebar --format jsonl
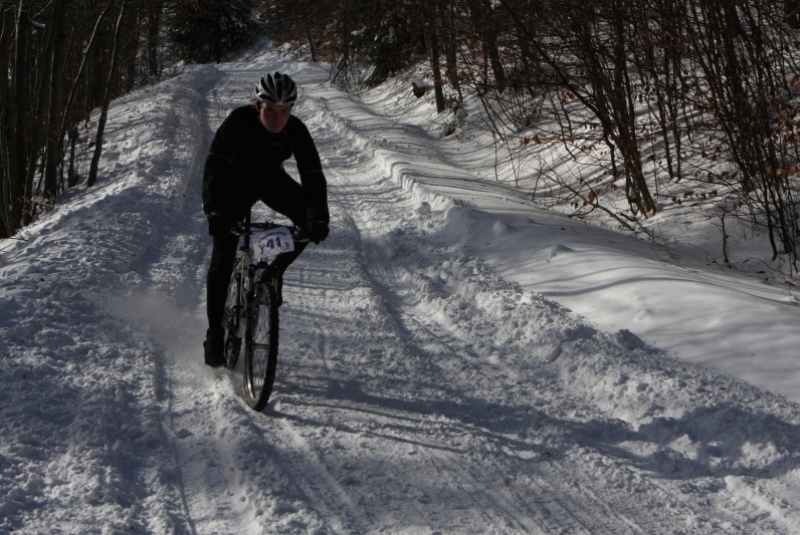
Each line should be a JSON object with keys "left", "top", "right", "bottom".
{"left": 230, "top": 221, "right": 310, "bottom": 243}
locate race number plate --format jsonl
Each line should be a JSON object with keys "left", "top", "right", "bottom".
{"left": 252, "top": 227, "right": 295, "bottom": 261}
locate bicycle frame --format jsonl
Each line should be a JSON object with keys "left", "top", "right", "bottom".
{"left": 222, "top": 211, "right": 308, "bottom": 411}
{"left": 226, "top": 214, "right": 283, "bottom": 355}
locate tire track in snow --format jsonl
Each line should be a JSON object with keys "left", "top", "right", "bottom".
{"left": 297, "top": 77, "right": 798, "bottom": 533}
{"left": 116, "top": 64, "right": 270, "bottom": 535}
{"left": 327, "top": 167, "right": 636, "bottom": 534}
{"left": 297, "top": 85, "right": 632, "bottom": 532}
{"left": 154, "top": 57, "right": 374, "bottom": 535}
{"left": 138, "top": 63, "right": 320, "bottom": 535}
{"left": 132, "top": 54, "right": 800, "bottom": 534}
{"left": 284, "top": 118, "right": 622, "bottom": 531}
{"left": 253, "top": 191, "right": 552, "bottom": 532}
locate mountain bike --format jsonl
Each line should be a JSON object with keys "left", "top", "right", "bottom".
{"left": 222, "top": 213, "right": 308, "bottom": 411}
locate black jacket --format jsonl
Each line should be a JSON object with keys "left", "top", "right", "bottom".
{"left": 202, "top": 105, "right": 329, "bottom": 224}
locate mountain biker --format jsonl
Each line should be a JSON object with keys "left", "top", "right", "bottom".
{"left": 202, "top": 72, "right": 330, "bottom": 368}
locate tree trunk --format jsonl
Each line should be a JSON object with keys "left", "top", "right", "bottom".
{"left": 22, "top": 0, "right": 56, "bottom": 225}
{"left": 67, "top": 127, "right": 80, "bottom": 188}
{"left": 88, "top": 0, "right": 127, "bottom": 188}
{"left": 124, "top": 2, "right": 140, "bottom": 92}
{"left": 0, "top": 3, "right": 9, "bottom": 237}
{"left": 611, "top": 6, "right": 655, "bottom": 216}
{"left": 0, "top": 3, "right": 31, "bottom": 236}
{"left": 481, "top": 0, "right": 507, "bottom": 93}
{"left": 43, "top": 0, "right": 68, "bottom": 197}
{"left": 787, "top": 0, "right": 800, "bottom": 29}
{"left": 57, "top": 5, "right": 110, "bottom": 174}
{"left": 421, "top": 3, "right": 445, "bottom": 113}
{"left": 148, "top": 1, "right": 162, "bottom": 77}
{"left": 306, "top": 28, "right": 317, "bottom": 62}
{"left": 438, "top": 0, "right": 460, "bottom": 97}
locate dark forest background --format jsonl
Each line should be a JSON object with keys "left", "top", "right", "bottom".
{"left": 3, "top": 0, "right": 800, "bottom": 268}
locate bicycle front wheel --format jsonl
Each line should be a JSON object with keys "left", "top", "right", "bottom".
{"left": 244, "top": 281, "right": 280, "bottom": 411}
{"left": 223, "top": 265, "right": 243, "bottom": 370}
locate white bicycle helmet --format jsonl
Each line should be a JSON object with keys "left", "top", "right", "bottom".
{"left": 255, "top": 72, "right": 298, "bottom": 104}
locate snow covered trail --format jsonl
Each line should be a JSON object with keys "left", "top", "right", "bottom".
{"left": 291, "top": 68, "right": 800, "bottom": 533}
{"left": 4, "top": 47, "right": 800, "bottom": 533}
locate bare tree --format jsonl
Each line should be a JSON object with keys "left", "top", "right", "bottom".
{"left": 0, "top": 0, "right": 177, "bottom": 237}
{"left": 57, "top": 6, "right": 111, "bottom": 185}
{"left": 88, "top": 1, "right": 127, "bottom": 188}
{"left": 166, "top": 0, "right": 257, "bottom": 64}
{"left": 786, "top": 0, "right": 800, "bottom": 28}
{"left": 495, "top": 0, "right": 657, "bottom": 216}
{"left": 147, "top": 0, "right": 164, "bottom": 77}
{"left": 42, "top": 0, "right": 68, "bottom": 197}
{"left": 0, "top": 1, "right": 29, "bottom": 236}
{"left": 687, "top": 1, "right": 800, "bottom": 262}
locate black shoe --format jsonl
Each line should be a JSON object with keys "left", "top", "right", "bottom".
{"left": 203, "top": 328, "right": 225, "bottom": 368}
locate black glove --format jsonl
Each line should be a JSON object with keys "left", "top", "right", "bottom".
{"left": 306, "top": 220, "right": 329, "bottom": 244}
{"left": 207, "top": 211, "right": 232, "bottom": 236}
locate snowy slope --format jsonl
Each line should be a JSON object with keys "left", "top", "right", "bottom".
{"left": 3, "top": 47, "right": 800, "bottom": 534}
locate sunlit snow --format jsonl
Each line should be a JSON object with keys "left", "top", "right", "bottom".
{"left": 2, "top": 44, "right": 800, "bottom": 534}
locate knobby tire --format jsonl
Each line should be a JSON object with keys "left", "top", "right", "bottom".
{"left": 244, "top": 280, "right": 279, "bottom": 411}
{"left": 223, "top": 263, "right": 243, "bottom": 370}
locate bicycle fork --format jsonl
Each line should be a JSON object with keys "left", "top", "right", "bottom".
{"left": 256, "top": 264, "right": 283, "bottom": 306}
{"left": 233, "top": 252, "right": 254, "bottom": 338}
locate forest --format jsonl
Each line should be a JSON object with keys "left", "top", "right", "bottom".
{"left": 2, "top": 0, "right": 800, "bottom": 269}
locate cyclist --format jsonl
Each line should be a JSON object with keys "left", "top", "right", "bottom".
{"left": 202, "top": 72, "right": 330, "bottom": 368}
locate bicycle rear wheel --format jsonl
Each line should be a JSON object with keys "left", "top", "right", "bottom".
{"left": 244, "top": 280, "right": 279, "bottom": 411}
{"left": 223, "top": 265, "right": 243, "bottom": 370}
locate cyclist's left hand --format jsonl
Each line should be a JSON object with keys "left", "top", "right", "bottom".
{"left": 207, "top": 211, "right": 232, "bottom": 236}
{"left": 307, "top": 220, "right": 329, "bottom": 244}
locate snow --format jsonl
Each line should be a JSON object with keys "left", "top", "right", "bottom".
{"left": 2, "top": 45, "right": 800, "bottom": 534}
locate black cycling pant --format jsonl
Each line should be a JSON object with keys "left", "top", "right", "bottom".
{"left": 206, "top": 233, "right": 307, "bottom": 330}
{"left": 206, "top": 170, "right": 311, "bottom": 331}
